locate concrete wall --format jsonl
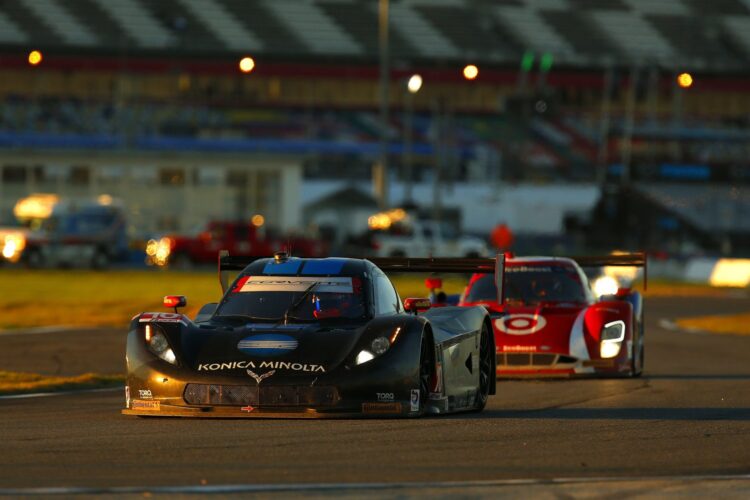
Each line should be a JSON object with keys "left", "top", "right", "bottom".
{"left": 302, "top": 180, "right": 599, "bottom": 235}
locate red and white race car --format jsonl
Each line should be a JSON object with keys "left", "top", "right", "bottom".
{"left": 433, "top": 254, "right": 645, "bottom": 377}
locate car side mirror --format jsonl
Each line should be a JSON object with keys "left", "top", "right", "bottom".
{"left": 164, "top": 295, "right": 187, "bottom": 313}
{"left": 403, "top": 297, "right": 431, "bottom": 314}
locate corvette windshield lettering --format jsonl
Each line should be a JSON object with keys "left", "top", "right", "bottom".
{"left": 239, "top": 276, "right": 353, "bottom": 293}
{"left": 197, "top": 360, "right": 326, "bottom": 373}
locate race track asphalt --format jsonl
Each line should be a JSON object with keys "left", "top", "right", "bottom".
{"left": 1, "top": 296, "right": 749, "bottom": 496}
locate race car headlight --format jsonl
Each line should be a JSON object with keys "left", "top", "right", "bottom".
{"left": 145, "top": 325, "right": 177, "bottom": 365}
{"left": 355, "top": 336, "right": 391, "bottom": 366}
{"left": 600, "top": 320, "right": 625, "bottom": 358}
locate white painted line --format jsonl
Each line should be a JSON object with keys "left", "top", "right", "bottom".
{"left": 658, "top": 319, "right": 679, "bottom": 331}
{"left": 657, "top": 318, "right": 708, "bottom": 335}
{"left": 0, "top": 474, "right": 749, "bottom": 495}
{"left": 0, "top": 386, "right": 123, "bottom": 400}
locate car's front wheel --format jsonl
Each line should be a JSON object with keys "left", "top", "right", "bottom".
{"left": 418, "top": 334, "right": 433, "bottom": 416}
{"left": 630, "top": 318, "right": 644, "bottom": 377}
{"left": 475, "top": 322, "right": 492, "bottom": 411}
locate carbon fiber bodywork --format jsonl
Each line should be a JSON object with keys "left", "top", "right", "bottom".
{"left": 123, "top": 257, "right": 495, "bottom": 418}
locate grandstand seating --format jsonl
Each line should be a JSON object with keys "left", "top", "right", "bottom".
{"left": 0, "top": 0, "right": 748, "bottom": 68}
{"left": 221, "top": 0, "right": 305, "bottom": 55}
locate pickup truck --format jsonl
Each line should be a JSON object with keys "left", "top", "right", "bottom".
{"left": 18, "top": 203, "right": 128, "bottom": 268}
{"left": 149, "top": 220, "right": 325, "bottom": 268}
{"left": 370, "top": 220, "right": 488, "bottom": 258}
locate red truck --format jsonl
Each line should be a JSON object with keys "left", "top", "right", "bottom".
{"left": 146, "top": 221, "right": 324, "bottom": 268}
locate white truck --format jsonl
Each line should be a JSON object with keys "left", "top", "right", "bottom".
{"left": 371, "top": 220, "right": 488, "bottom": 258}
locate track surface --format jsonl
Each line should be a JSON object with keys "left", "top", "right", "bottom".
{"left": 1, "top": 296, "right": 749, "bottom": 493}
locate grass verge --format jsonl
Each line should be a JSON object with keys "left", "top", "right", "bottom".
{"left": 0, "top": 370, "right": 124, "bottom": 395}
{"left": 675, "top": 313, "right": 750, "bottom": 336}
{"left": 0, "top": 268, "right": 740, "bottom": 329}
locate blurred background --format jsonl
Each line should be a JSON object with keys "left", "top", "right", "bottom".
{"left": 0, "top": 0, "right": 748, "bottom": 286}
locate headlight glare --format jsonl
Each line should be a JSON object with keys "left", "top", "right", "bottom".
{"left": 600, "top": 341, "right": 622, "bottom": 359}
{"left": 355, "top": 350, "right": 375, "bottom": 365}
{"left": 593, "top": 276, "right": 619, "bottom": 297}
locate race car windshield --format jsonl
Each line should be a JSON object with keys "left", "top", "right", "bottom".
{"left": 215, "top": 275, "right": 367, "bottom": 322}
{"left": 466, "top": 266, "right": 587, "bottom": 305}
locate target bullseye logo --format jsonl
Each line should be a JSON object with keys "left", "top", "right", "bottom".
{"left": 494, "top": 314, "right": 547, "bottom": 335}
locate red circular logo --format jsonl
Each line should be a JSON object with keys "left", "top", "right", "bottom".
{"left": 494, "top": 314, "right": 547, "bottom": 335}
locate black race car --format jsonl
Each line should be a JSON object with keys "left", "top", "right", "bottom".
{"left": 123, "top": 253, "right": 501, "bottom": 418}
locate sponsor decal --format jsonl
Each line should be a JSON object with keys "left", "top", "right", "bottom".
{"left": 138, "top": 389, "right": 152, "bottom": 399}
{"left": 241, "top": 405, "right": 255, "bottom": 413}
{"left": 197, "top": 360, "right": 325, "bottom": 373}
{"left": 125, "top": 386, "right": 130, "bottom": 408}
{"left": 132, "top": 399, "right": 160, "bottom": 411}
{"left": 239, "top": 276, "right": 353, "bottom": 293}
{"left": 139, "top": 312, "right": 186, "bottom": 324}
{"left": 494, "top": 314, "right": 547, "bottom": 335}
{"left": 506, "top": 266, "right": 553, "bottom": 273}
{"left": 502, "top": 345, "right": 536, "bottom": 352}
{"left": 410, "top": 389, "right": 420, "bottom": 412}
{"left": 247, "top": 369, "right": 276, "bottom": 384}
{"left": 376, "top": 392, "right": 395, "bottom": 402}
{"left": 362, "top": 402, "right": 402, "bottom": 414}
{"left": 237, "top": 334, "right": 299, "bottom": 357}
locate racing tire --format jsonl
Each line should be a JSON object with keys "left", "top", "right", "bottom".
{"left": 418, "top": 334, "right": 433, "bottom": 416}
{"left": 474, "top": 322, "right": 492, "bottom": 411}
{"left": 631, "top": 318, "right": 644, "bottom": 377}
{"left": 91, "top": 250, "right": 110, "bottom": 270}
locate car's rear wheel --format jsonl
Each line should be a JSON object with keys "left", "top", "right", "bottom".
{"left": 475, "top": 322, "right": 492, "bottom": 411}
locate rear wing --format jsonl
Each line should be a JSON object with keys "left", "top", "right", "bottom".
{"left": 369, "top": 254, "right": 506, "bottom": 305}
{"left": 218, "top": 251, "right": 264, "bottom": 293}
{"left": 570, "top": 252, "right": 647, "bottom": 290}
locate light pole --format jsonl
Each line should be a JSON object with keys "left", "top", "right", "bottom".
{"left": 621, "top": 65, "right": 639, "bottom": 185}
{"left": 376, "top": 0, "right": 390, "bottom": 209}
{"left": 597, "top": 63, "right": 614, "bottom": 186}
{"left": 404, "top": 74, "right": 422, "bottom": 204}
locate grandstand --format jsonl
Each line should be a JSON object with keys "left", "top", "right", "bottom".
{"left": 0, "top": 0, "right": 748, "bottom": 68}
{"left": 0, "top": 0, "right": 747, "bottom": 252}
